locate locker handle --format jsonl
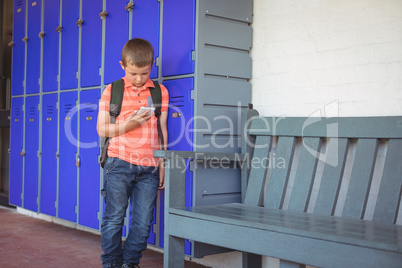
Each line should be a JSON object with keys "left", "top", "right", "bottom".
{"left": 22, "top": 37, "right": 28, "bottom": 43}
{"left": 8, "top": 41, "right": 14, "bottom": 47}
{"left": 19, "top": 151, "right": 25, "bottom": 156}
{"left": 55, "top": 25, "right": 63, "bottom": 33}
{"left": 125, "top": 3, "right": 134, "bottom": 10}
{"left": 76, "top": 19, "right": 84, "bottom": 26}
{"left": 99, "top": 11, "right": 109, "bottom": 18}
{"left": 38, "top": 32, "right": 45, "bottom": 38}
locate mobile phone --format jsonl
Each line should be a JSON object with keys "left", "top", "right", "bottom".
{"left": 137, "top": 106, "right": 155, "bottom": 116}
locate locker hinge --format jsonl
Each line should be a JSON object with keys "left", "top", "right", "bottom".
{"left": 76, "top": 71, "right": 79, "bottom": 80}
{"left": 76, "top": 156, "right": 81, "bottom": 167}
{"left": 75, "top": 205, "right": 78, "bottom": 214}
{"left": 38, "top": 151, "right": 42, "bottom": 157}
{"left": 191, "top": 50, "right": 196, "bottom": 61}
{"left": 190, "top": 89, "right": 196, "bottom": 100}
{"left": 54, "top": 200, "right": 58, "bottom": 209}
{"left": 155, "top": 57, "right": 161, "bottom": 67}
{"left": 56, "top": 152, "right": 60, "bottom": 158}
{"left": 76, "top": 19, "right": 84, "bottom": 27}
{"left": 57, "top": 74, "right": 60, "bottom": 82}
{"left": 99, "top": 11, "right": 109, "bottom": 18}
{"left": 125, "top": 3, "right": 134, "bottom": 11}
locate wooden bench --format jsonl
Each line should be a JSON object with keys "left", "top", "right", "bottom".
{"left": 155, "top": 109, "right": 402, "bottom": 268}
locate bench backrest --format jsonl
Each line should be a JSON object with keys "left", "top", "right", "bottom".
{"left": 241, "top": 110, "right": 402, "bottom": 224}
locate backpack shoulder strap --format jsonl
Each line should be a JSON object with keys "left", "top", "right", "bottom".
{"left": 149, "top": 81, "right": 162, "bottom": 118}
{"left": 109, "top": 79, "right": 124, "bottom": 123}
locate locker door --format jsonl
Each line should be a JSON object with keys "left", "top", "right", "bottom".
{"left": 11, "top": 0, "right": 26, "bottom": 96}
{"left": 60, "top": 0, "right": 79, "bottom": 90}
{"left": 162, "top": 0, "right": 195, "bottom": 76}
{"left": 131, "top": 0, "right": 160, "bottom": 79}
{"left": 40, "top": 94, "right": 58, "bottom": 216}
{"left": 158, "top": 78, "right": 194, "bottom": 254}
{"left": 78, "top": 89, "right": 100, "bottom": 229}
{"left": 104, "top": 0, "right": 130, "bottom": 85}
{"left": 81, "top": 0, "right": 102, "bottom": 88}
{"left": 58, "top": 91, "right": 78, "bottom": 222}
{"left": 43, "top": 0, "right": 60, "bottom": 92}
{"left": 9, "top": 98, "right": 24, "bottom": 206}
{"left": 24, "top": 96, "right": 40, "bottom": 212}
{"left": 26, "top": 0, "right": 41, "bottom": 94}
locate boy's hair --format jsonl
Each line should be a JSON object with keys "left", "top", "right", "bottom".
{"left": 121, "top": 38, "right": 154, "bottom": 68}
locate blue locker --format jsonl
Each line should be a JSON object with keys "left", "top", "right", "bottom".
{"left": 43, "top": 0, "right": 60, "bottom": 92}
{"left": 40, "top": 94, "right": 58, "bottom": 216}
{"left": 9, "top": 98, "right": 25, "bottom": 206}
{"left": 60, "top": 0, "right": 79, "bottom": 90}
{"left": 24, "top": 96, "right": 40, "bottom": 212}
{"left": 159, "top": 78, "right": 194, "bottom": 253}
{"left": 78, "top": 89, "right": 101, "bottom": 229}
{"left": 58, "top": 91, "right": 78, "bottom": 222}
{"left": 26, "top": 0, "right": 41, "bottom": 94}
{"left": 131, "top": 0, "right": 160, "bottom": 79}
{"left": 162, "top": 0, "right": 195, "bottom": 76}
{"left": 81, "top": 0, "right": 102, "bottom": 88}
{"left": 104, "top": 0, "right": 130, "bottom": 85}
{"left": 11, "top": 0, "right": 25, "bottom": 96}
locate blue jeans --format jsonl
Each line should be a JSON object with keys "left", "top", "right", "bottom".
{"left": 101, "top": 157, "right": 159, "bottom": 267}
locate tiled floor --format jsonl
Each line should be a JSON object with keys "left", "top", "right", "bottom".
{"left": 0, "top": 206, "right": 209, "bottom": 268}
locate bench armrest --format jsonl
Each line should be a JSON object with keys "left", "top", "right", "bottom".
{"left": 156, "top": 150, "right": 246, "bottom": 209}
{"left": 154, "top": 150, "right": 246, "bottom": 162}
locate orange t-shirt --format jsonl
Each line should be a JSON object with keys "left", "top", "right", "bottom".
{"left": 99, "top": 77, "right": 169, "bottom": 166}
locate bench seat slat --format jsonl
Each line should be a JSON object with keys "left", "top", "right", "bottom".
{"left": 373, "top": 139, "right": 402, "bottom": 223}
{"left": 342, "top": 139, "right": 379, "bottom": 219}
{"left": 170, "top": 203, "right": 402, "bottom": 252}
{"left": 314, "top": 138, "right": 349, "bottom": 215}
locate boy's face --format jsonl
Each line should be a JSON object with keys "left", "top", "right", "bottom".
{"left": 120, "top": 61, "right": 153, "bottom": 88}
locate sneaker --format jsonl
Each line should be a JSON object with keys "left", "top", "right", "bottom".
{"left": 121, "top": 264, "right": 140, "bottom": 268}
{"left": 104, "top": 261, "right": 121, "bottom": 268}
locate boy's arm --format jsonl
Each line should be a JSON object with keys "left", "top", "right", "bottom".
{"left": 97, "top": 109, "right": 153, "bottom": 138}
{"left": 158, "top": 111, "right": 168, "bottom": 190}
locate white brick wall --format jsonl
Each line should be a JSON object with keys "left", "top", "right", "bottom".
{"left": 252, "top": 0, "right": 402, "bottom": 117}
{"left": 194, "top": 1, "right": 402, "bottom": 267}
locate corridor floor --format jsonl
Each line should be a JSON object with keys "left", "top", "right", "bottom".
{"left": 0, "top": 206, "right": 209, "bottom": 268}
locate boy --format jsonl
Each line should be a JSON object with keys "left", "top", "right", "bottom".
{"left": 97, "top": 38, "right": 169, "bottom": 268}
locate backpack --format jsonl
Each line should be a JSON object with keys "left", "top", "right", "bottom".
{"left": 99, "top": 79, "right": 164, "bottom": 168}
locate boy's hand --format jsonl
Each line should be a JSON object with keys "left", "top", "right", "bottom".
{"left": 125, "top": 110, "right": 153, "bottom": 130}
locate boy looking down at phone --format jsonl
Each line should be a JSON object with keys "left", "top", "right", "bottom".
{"left": 97, "top": 38, "right": 169, "bottom": 268}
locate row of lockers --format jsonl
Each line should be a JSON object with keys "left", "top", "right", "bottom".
{"left": 9, "top": 78, "right": 194, "bottom": 250}
{"left": 12, "top": 0, "right": 196, "bottom": 95}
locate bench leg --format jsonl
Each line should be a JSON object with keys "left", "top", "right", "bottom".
{"left": 280, "top": 260, "right": 306, "bottom": 268}
{"left": 242, "top": 252, "right": 262, "bottom": 268}
{"left": 164, "top": 235, "right": 185, "bottom": 268}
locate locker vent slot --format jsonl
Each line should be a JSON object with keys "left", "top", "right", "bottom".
{"left": 46, "top": 106, "right": 54, "bottom": 115}
{"left": 13, "top": 108, "right": 21, "bottom": 117}
{"left": 28, "top": 107, "right": 36, "bottom": 116}
{"left": 64, "top": 104, "right": 74, "bottom": 114}
{"left": 170, "top": 96, "right": 184, "bottom": 108}
{"left": 16, "top": 0, "right": 23, "bottom": 7}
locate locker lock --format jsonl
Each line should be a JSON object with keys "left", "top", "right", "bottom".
{"left": 19, "top": 151, "right": 26, "bottom": 156}
{"left": 125, "top": 3, "right": 134, "bottom": 11}
{"left": 22, "top": 37, "right": 28, "bottom": 43}
{"left": 38, "top": 32, "right": 45, "bottom": 38}
{"left": 8, "top": 41, "right": 14, "bottom": 47}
